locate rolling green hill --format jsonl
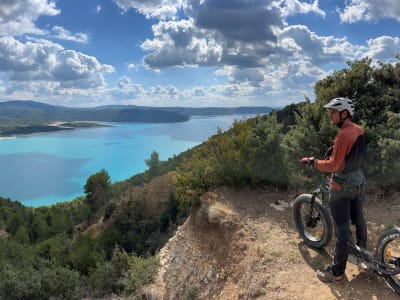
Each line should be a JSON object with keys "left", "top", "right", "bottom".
{"left": 0, "top": 100, "right": 274, "bottom": 136}
{"left": 0, "top": 100, "right": 190, "bottom": 125}
{"left": 0, "top": 100, "right": 274, "bottom": 125}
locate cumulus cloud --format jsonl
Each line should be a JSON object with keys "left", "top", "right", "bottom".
{"left": 0, "top": 36, "right": 114, "bottom": 89}
{"left": 357, "top": 36, "right": 400, "bottom": 61}
{"left": 51, "top": 26, "right": 89, "bottom": 44}
{"left": 138, "top": 0, "right": 334, "bottom": 89}
{"left": 127, "top": 63, "right": 139, "bottom": 71}
{"left": 229, "top": 68, "right": 265, "bottom": 87}
{"left": 339, "top": 0, "right": 400, "bottom": 23}
{"left": 3, "top": 0, "right": 397, "bottom": 107}
{"left": 209, "top": 24, "right": 353, "bottom": 90}
{"left": 6, "top": 80, "right": 59, "bottom": 98}
{"left": 141, "top": 19, "right": 223, "bottom": 68}
{"left": 53, "top": 51, "right": 113, "bottom": 88}
{"left": 140, "top": 0, "right": 285, "bottom": 78}
{"left": 0, "top": 0, "right": 59, "bottom": 36}
{"left": 278, "top": 25, "right": 355, "bottom": 65}
{"left": 110, "top": 80, "right": 214, "bottom": 106}
{"left": 113, "top": 0, "right": 182, "bottom": 19}
{"left": 118, "top": 76, "right": 132, "bottom": 89}
{"left": 110, "top": 76, "right": 145, "bottom": 99}
{"left": 193, "top": 87, "right": 205, "bottom": 97}
{"left": 281, "top": 0, "right": 325, "bottom": 18}
{"left": 186, "top": 0, "right": 282, "bottom": 42}
{"left": 148, "top": 85, "right": 180, "bottom": 98}
{"left": 278, "top": 61, "right": 326, "bottom": 89}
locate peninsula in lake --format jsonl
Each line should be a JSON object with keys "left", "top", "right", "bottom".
{"left": 0, "top": 100, "right": 274, "bottom": 137}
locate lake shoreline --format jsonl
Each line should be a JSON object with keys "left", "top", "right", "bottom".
{"left": 0, "top": 115, "right": 249, "bottom": 207}
{"left": 0, "top": 121, "right": 112, "bottom": 138}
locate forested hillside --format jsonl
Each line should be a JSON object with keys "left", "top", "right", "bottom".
{"left": 0, "top": 58, "right": 399, "bottom": 299}
{"left": 0, "top": 101, "right": 274, "bottom": 137}
{"left": 0, "top": 100, "right": 190, "bottom": 128}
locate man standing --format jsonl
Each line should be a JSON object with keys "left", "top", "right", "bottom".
{"left": 300, "top": 97, "right": 368, "bottom": 284}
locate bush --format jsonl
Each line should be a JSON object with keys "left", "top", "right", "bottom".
{"left": 122, "top": 254, "right": 159, "bottom": 295}
{"left": 84, "top": 169, "right": 112, "bottom": 212}
{"left": 104, "top": 200, "right": 116, "bottom": 219}
{"left": 88, "top": 247, "right": 130, "bottom": 297}
{"left": 0, "top": 264, "right": 82, "bottom": 300}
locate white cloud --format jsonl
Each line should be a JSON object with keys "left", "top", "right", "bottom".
{"left": 148, "top": 85, "right": 180, "bottom": 98}
{"left": 278, "top": 25, "right": 355, "bottom": 65}
{"left": 2, "top": 0, "right": 398, "bottom": 108}
{"left": 140, "top": 1, "right": 284, "bottom": 76}
{"left": 126, "top": 63, "right": 140, "bottom": 71}
{"left": 110, "top": 76, "right": 145, "bottom": 99}
{"left": 221, "top": 84, "right": 249, "bottom": 97}
{"left": 6, "top": 80, "right": 59, "bottom": 98}
{"left": 138, "top": 0, "right": 338, "bottom": 93}
{"left": 141, "top": 19, "right": 223, "bottom": 68}
{"left": 52, "top": 51, "right": 112, "bottom": 89}
{"left": 339, "top": 0, "right": 400, "bottom": 23}
{"left": 279, "top": 61, "right": 326, "bottom": 89}
{"left": 113, "top": 0, "right": 183, "bottom": 19}
{"left": 193, "top": 87, "right": 205, "bottom": 97}
{"left": 0, "top": 0, "right": 59, "bottom": 36}
{"left": 51, "top": 26, "right": 89, "bottom": 44}
{"left": 118, "top": 76, "right": 132, "bottom": 89}
{"left": 0, "top": 36, "right": 114, "bottom": 89}
{"left": 281, "top": 0, "right": 326, "bottom": 18}
{"left": 229, "top": 68, "right": 265, "bottom": 87}
{"left": 358, "top": 36, "right": 400, "bottom": 61}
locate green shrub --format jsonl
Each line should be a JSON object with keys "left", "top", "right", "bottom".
{"left": 122, "top": 254, "right": 159, "bottom": 295}
{"left": 88, "top": 247, "right": 130, "bottom": 297}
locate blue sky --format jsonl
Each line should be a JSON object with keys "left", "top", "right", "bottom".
{"left": 0, "top": 0, "right": 399, "bottom": 108}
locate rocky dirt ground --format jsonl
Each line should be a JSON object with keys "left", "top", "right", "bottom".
{"left": 141, "top": 186, "right": 400, "bottom": 300}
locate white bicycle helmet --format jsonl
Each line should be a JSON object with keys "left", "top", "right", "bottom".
{"left": 323, "top": 97, "right": 355, "bottom": 117}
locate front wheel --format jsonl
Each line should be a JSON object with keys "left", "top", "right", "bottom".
{"left": 375, "top": 227, "right": 400, "bottom": 295}
{"left": 293, "top": 194, "right": 333, "bottom": 249}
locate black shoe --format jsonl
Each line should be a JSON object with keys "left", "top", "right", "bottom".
{"left": 316, "top": 266, "right": 346, "bottom": 284}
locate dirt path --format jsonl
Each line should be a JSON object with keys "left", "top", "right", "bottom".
{"left": 146, "top": 187, "right": 400, "bottom": 299}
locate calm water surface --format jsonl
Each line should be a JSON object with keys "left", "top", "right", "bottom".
{"left": 0, "top": 115, "right": 248, "bottom": 207}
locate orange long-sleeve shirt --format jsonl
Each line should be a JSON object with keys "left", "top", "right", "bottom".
{"left": 314, "top": 119, "right": 365, "bottom": 189}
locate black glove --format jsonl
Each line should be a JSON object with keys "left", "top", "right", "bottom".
{"left": 299, "top": 157, "right": 315, "bottom": 167}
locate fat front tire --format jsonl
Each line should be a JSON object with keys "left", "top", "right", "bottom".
{"left": 375, "top": 227, "right": 400, "bottom": 295}
{"left": 293, "top": 194, "right": 333, "bottom": 249}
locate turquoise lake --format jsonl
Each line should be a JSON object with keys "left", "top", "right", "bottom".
{"left": 0, "top": 115, "right": 247, "bottom": 207}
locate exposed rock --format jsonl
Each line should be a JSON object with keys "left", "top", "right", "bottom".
{"left": 143, "top": 187, "right": 400, "bottom": 300}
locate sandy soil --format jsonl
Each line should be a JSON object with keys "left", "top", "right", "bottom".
{"left": 143, "top": 187, "right": 400, "bottom": 300}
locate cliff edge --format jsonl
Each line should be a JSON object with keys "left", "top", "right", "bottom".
{"left": 143, "top": 187, "right": 399, "bottom": 300}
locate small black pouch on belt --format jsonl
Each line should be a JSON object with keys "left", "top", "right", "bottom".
{"left": 333, "top": 170, "right": 367, "bottom": 191}
{"left": 332, "top": 173, "right": 347, "bottom": 186}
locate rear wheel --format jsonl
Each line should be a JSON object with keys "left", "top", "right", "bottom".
{"left": 293, "top": 194, "right": 333, "bottom": 249}
{"left": 375, "top": 227, "right": 400, "bottom": 295}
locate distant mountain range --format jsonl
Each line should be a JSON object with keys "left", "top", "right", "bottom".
{"left": 0, "top": 100, "right": 275, "bottom": 125}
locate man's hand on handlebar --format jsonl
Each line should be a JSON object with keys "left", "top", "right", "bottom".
{"left": 299, "top": 157, "right": 315, "bottom": 167}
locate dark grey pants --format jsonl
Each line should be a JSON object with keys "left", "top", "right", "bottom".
{"left": 328, "top": 189, "right": 367, "bottom": 276}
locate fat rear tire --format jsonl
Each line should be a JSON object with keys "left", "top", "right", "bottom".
{"left": 375, "top": 227, "right": 400, "bottom": 295}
